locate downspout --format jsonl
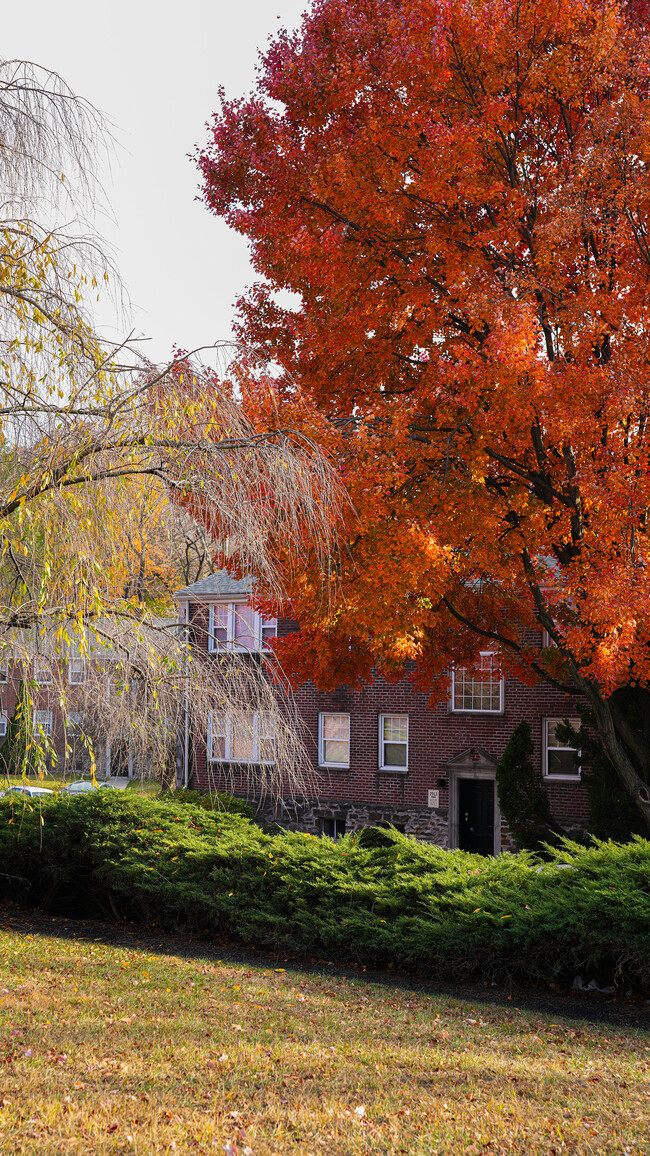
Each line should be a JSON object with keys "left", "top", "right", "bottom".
{"left": 178, "top": 599, "right": 190, "bottom": 788}
{"left": 184, "top": 688, "right": 189, "bottom": 788}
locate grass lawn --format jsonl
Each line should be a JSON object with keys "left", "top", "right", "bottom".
{"left": 0, "top": 914, "right": 648, "bottom": 1155}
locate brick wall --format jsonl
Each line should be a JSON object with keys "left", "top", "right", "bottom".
{"left": 187, "top": 599, "right": 590, "bottom": 845}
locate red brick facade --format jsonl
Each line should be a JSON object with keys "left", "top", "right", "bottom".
{"left": 176, "top": 574, "right": 589, "bottom": 853}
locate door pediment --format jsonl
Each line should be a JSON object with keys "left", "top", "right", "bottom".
{"left": 445, "top": 747, "right": 497, "bottom": 773}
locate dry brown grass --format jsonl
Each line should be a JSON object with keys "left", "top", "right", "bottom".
{"left": 0, "top": 920, "right": 648, "bottom": 1155}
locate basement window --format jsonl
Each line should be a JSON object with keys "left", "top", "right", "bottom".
{"left": 321, "top": 818, "right": 346, "bottom": 840}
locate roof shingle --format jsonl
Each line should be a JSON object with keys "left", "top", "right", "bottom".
{"left": 173, "top": 571, "right": 254, "bottom": 600}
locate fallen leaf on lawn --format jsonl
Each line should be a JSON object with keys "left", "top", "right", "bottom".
{"left": 163, "top": 1110, "right": 182, "bottom": 1124}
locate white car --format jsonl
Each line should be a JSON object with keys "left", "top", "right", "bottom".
{"left": 60, "top": 780, "right": 115, "bottom": 795}
{"left": 0, "top": 784, "right": 55, "bottom": 798}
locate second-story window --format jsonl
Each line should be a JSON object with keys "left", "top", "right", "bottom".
{"left": 232, "top": 604, "right": 257, "bottom": 650}
{"left": 319, "top": 713, "right": 350, "bottom": 768}
{"left": 33, "top": 657, "right": 53, "bottom": 685}
{"left": 451, "top": 652, "right": 504, "bottom": 713}
{"left": 68, "top": 658, "right": 85, "bottom": 685}
{"left": 260, "top": 618, "right": 278, "bottom": 649}
{"left": 208, "top": 602, "right": 277, "bottom": 653}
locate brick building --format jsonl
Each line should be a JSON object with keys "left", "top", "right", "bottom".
{"left": 175, "top": 572, "right": 589, "bottom": 854}
{"left": 0, "top": 618, "right": 176, "bottom": 781}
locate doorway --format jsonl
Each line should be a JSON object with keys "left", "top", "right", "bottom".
{"left": 458, "top": 777, "right": 495, "bottom": 855}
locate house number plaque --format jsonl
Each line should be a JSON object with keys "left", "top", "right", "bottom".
{"left": 427, "top": 789, "right": 440, "bottom": 809}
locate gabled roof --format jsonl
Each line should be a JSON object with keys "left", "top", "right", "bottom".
{"left": 173, "top": 571, "right": 254, "bottom": 600}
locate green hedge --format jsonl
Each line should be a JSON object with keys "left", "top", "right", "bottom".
{"left": 158, "top": 789, "right": 256, "bottom": 820}
{"left": 1, "top": 792, "right": 649, "bottom": 990}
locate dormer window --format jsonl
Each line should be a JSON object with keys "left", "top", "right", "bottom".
{"left": 208, "top": 602, "right": 277, "bottom": 653}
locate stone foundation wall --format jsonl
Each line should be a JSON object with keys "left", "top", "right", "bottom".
{"left": 258, "top": 797, "right": 449, "bottom": 846}
{"left": 254, "top": 797, "right": 584, "bottom": 854}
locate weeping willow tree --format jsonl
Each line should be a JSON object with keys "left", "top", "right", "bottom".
{"left": 0, "top": 60, "right": 341, "bottom": 799}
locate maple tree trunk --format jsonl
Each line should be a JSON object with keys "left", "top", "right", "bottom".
{"left": 578, "top": 683, "right": 650, "bottom": 834}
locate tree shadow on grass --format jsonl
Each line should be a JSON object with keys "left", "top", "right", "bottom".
{"left": 2, "top": 899, "right": 648, "bottom": 1032}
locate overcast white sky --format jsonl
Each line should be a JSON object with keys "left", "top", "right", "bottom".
{"left": 4, "top": 0, "right": 307, "bottom": 361}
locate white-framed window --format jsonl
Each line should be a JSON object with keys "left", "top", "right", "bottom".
{"left": 321, "top": 818, "right": 346, "bottom": 840}
{"left": 34, "top": 709, "right": 53, "bottom": 736}
{"left": 260, "top": 617, "right": 278, "bottom": 649}
{"left": 0, "top": 713, "right": 7, "bottom": 738}
{"left": 379, "top": 714, "right": 408, "bottom": 770}
{"left": 541, "top": 629, "right": 559, "bottom": 649}
{"left": 318, "top": 713, "right": 350, "bottom": 768}
{"left": 543, "top": 718, "right": 581, "bottom": 779}
{"left": 33, "top": 657, "right": 53, "bottom": 685}
{"left": 207, "top": 710, "right": 275, "bottom": 764}
{"left": 451, "top": 652, "right": 504, "bottom": 713}
{"left": 66, "top": 710, "right": 84, "bottom": 737}
{"left": 208, "top": 602, "right": 277, "bottom": 653}
{"left": 0, "top": 655, "right": 8, "bottom": 683}
{"left": 68, "top": 657, "right": 85, "bottom": 685}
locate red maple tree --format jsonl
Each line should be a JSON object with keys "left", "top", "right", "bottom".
{"left": 199, "top": 0, "right": 650, "bottom": 830}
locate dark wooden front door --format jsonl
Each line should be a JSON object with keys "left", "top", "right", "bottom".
{"left": 458, "top": 777, "right": 495, "bottom": 855}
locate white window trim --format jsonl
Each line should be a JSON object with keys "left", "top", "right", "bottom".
{"left": 543, "top": 717, "right": 581, "bottom": 781}
{"left": 33, "top": 657, "right": 53, "bottom": 685}
{"left": 318, "top": 712, "right": 350, "bottom": 769}
{"left": 66, "top": 710, "right": 84, "bottom": 737}
{"left": 450, "top": 652, "right": 505, "bottom": 714}
{"left": 33, "top": 709, "right": 53, "bottom": 736}
{"left": 207, "top": 601, "right": 277, "bottom": 654}
{"left": 68, "top": 657, "right": 85, "bottom": 685}
{"left": 0, "top": 657, "right": 8, "bottom": 683}
{"left": 207, "top": 710, "right": 275, "bottom": 765}
{"left": 0, "top": 712, "right": 7, "bottom": 738}
{"left": 378, "top": 713, "right": 409, "bottom": 772}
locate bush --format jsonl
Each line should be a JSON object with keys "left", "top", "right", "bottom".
{"left": 496, "top": 720, "right": 557, "bottom": 851}
{"left": 160, "top": 789, "right": 256, "bottom": 820}
{"left": 0, "top": 791, "right": 648, "bottom": 991}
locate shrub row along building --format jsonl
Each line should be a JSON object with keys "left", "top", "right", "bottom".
{"left": 175, "top": 572, "right": 586, "bottom": 854}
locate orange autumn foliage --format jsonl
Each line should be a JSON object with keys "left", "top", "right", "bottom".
{"left": 199, "top": 0, "right": 650, "bottom": 825}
